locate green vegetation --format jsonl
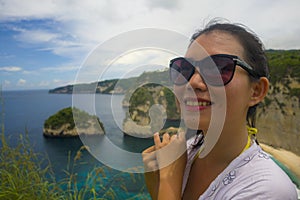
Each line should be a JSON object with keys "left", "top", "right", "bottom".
{"left": 128, "top": 85, "right": 155, "bottom": 125}
{"left": 0, "top": 134, "right": 148, "bottom": 200}
{"left": 96, "top": 79, "right": 120, "bottom": 94}
{"left": 135, "top": 70, "right": 170, "bottom": 87}
{"left": 0, "top": 133, "right": 62, "bottom": 200}
{"left": 266, "top": 50, "right": 300, "bottom": 85}
{"left": 257, "top": 50, "right": 300, "bottom": 112}
{"left": 0, "top": 132, "right": 149, "bottom": 199}
{"left": 44, "top": 107, "right": 75, "bottom": 130}
{"left": 50, "top": 69, "right": 170, "bottom": 95}
{"left": 290, "top": 88, "right": 300, "bottom": 100}
{"left": 129, "top": 86, "right": 154, "bottom": 112}
{"left": 126, "top": 83, "right": 181, "bottom": 127}
{"left": 162, "top": 87, "right": 180, "bottom": 120}
{"left": 44, "top": 107, "right": 104, "bottom": 132}
{"left": 107, "top": 77, "right": 139, "bottom": 93}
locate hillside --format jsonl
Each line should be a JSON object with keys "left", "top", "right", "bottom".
{"left": 48, "top": 50, "right": 300, "bottom": 155}
{"left": 257, "top": 50, "right": 300, "bottom": 155}
{"left": 48, "top": 70, "right": 169, "bottom": 94}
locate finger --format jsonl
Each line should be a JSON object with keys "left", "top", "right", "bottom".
{"left": 142, "top": 145, "right": 156, "bottom": 154}
{"left": 142, "top": 151, "right": 156, "bottom": 163}
{"left": 153, "top": 132, "right": 161, "bottom": 150}
{"left": 162, "top": 133, "right": 170, "bottom": 145}
{"left": 170, "top": 134, "right": 177, "bottom": 141}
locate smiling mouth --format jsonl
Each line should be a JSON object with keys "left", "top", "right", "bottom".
{"left": 184, "top": 98, "right": 212, "bottom": 111}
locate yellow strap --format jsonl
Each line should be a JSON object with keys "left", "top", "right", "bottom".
{"left": 192, "top": 145, "right": 204, "bottom": 163}
{"left": 241, "top": 135, "right": 251, "bottom": 154}
{"left": 247, "top": 126, "right": 258, "bottom": 136}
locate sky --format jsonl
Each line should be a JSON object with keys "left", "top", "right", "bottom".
{"left": 0, "top": 0, "right": 300, "bottom": 91}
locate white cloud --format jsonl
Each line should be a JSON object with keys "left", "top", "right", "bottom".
{"left": 41, "top": 65, "right": 79, "bottom": 72}
{"left": 22, "top": 70, "right": 39, "bottom": 75}
{"left": 0, "top": 0, "right": 300, "bottom": 91}
{"left": 0, "top": 66, "right": 22, "bottom": 72}
{"left": 17, "top": 78, "right": 26, "bottom": 85}
{"left": 146, "top": 0, "right": 181, "bottom": 10}
{"left": 14, "top": 29, "right": 58, "bottom": 44}
{"left": 98, "top": 49, "right": 173, "bottom": 80}
{"left": 2, "top": 0, "right": 300, "bottom": 54}
{"left": 0, "top": 0, "right": 55, "bottom": 20}
{"left": 12, "top": 27, "right": 89, "bottom": 59}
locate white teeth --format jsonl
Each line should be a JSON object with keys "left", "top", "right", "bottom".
{"left": 186, "top": 101, "right": 211, "bottom": 106}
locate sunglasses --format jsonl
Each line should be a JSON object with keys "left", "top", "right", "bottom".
{"left": 169, "top": 54, "right": 260, "bottom": 86}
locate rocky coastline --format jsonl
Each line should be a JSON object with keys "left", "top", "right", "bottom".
{"left": 43, "top": 107, "right": 105, "bottom": 138}
{"left": 43, "top": 121, "right": 105, "bottom": 138}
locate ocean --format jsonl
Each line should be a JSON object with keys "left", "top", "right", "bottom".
{"left": 1, "top": 89, "right": 154, "bottom": 199}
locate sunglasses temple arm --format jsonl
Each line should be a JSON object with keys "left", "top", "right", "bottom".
{"left": 235, "top": 58, "right": 260, "bottom": 78}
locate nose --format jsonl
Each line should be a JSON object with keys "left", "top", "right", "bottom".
{"left": 187, "top": 70, "right": 208, "bottom": 91}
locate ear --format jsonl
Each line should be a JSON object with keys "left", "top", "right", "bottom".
{"left": 249, "top": 77, "right": 269, "bottom": 107}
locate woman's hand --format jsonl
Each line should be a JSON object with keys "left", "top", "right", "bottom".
{"left": 154, "top": 131, "right": 187, "bottom": 179}
{"left": 142, "top": 131, "right": 187, "bottom": 199}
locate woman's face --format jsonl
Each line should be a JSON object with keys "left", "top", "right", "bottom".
{"left": 174, "top": 31, "right": 254, "bottom": 131}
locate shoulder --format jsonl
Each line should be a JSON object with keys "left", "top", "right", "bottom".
{"left": 225, "top": 145, "right": 298, "bottom": 199}
{"left": 203, "top": 143, "right": 298, "bottom": 199}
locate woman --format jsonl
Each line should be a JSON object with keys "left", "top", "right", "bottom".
{"left": 142, "top": 20, "right": 297, "bottom": 199}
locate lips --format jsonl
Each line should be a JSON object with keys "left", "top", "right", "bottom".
{"left": 184, "top": 97, "right": 212, "bottom": 111}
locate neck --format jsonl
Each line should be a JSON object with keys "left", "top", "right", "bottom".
{"left": 201, "top": 125, "right": 248, "bottom": 165}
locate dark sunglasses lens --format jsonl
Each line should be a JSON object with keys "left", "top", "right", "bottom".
{"left": 170, "top": 56, "right": 236, "bottom": 86}
{"left": 201, "top": 56, "right": 235, "bottom": 86}
{"left": 170, "top": 58, "right": 194, "bottom": 85}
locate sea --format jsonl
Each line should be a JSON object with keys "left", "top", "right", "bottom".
{"left": 1, "top": 89, "right": 155, "bottom": 199}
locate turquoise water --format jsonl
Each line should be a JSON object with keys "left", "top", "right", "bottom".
{"left": 1, "top": 90, "right": 153, "bottom": 199}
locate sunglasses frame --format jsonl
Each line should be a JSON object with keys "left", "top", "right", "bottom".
{"left": 169, "top": 54, "right": 260, "bottom": 86}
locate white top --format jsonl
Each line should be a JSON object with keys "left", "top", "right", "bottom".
{"left": 182, "top": 135, "right": 298, "bottom": 200}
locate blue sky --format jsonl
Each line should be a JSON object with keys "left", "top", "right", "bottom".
{"left": 1, "top": 0, "right": 300, "bottom": 90}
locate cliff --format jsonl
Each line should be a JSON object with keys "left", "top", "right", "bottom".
{"left": 49, "top": 70, "right": 170, "bottom": 95}
{"left": 257, "top": 80, "right": 300, "bottom": 155}
{"left": 47, "top": 50, "right": 300, "bottom": 156}
{"left": 43, "top": 107, "right": 105, "bottom": 137}
{"left": 49, "top": 78, "right": 138, "bottom": 94}
{"left": 256, "top": 50, "right": 300, "bottom": 155}
{"left": 122, "top": 83, "right": 180, "bottom": 137}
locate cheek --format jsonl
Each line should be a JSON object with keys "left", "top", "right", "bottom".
{"left": 224, "top": 80, "right": 252, "bottom": 118}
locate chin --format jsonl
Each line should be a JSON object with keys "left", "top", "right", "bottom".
{"left": 184, "top": 118, "right": 209, "bottom": 131}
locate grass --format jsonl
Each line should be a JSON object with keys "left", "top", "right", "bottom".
{"left": 0, "top": 131, "right": 149, "bottom": 200}
{"left": 0, "top": 132, "right": 62, "bottom": 200}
